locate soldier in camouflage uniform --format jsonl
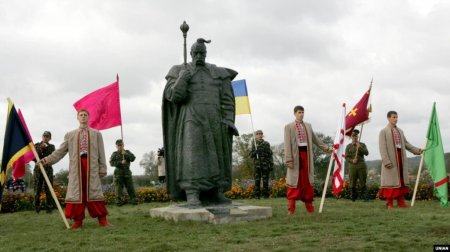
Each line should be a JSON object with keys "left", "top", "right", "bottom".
{"left": 34, "top": 131, "right": 56, "bottom": 213}
{"left": 250, "top": 130, "right": 274, "bottom": 199}
{"left": 345, "top": 129, "right": 369, "bottom": 201}
{"left": 109, "top": 139, "right": 137, "bottom": 206}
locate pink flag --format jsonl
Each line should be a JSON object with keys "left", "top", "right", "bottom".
{"left": 332, "top": 103, "right": 346, "bottom": 195}
{"left": 11, "top": 109, "right": 35, "bottom": 178}
{"left": 73, "top": 81, "right": 122, "bottom": 130}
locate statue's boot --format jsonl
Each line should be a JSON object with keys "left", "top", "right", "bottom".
{"left": 186, "top": 190, "right": 202, "bottom": 208}
{"left": 213, "top": 190, "right": 232, "bottom": 205}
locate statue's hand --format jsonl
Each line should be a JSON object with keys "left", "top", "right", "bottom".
{"left": 179, "top": 69, "right": 192, "bottom": 82}
{"left": 223, "top": 121, "right": 239, "bottom": 136}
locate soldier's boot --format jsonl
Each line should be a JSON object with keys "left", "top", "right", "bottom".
{"left": 71, "top": 220, "right": 83, "bottom": 229}
{"left": 186, "top": 190, "right": 202, "bottom": 208}
{"left": 34, "top": 195, "right": 41, "bottom": 213}
{"left": 288, "top": 200, "right": 296, "bottom": 216}
{"left": 386, "top": 198, "right": 394, "bottom": 209}
{"left": 254, "top": 183, "right": 261, "bottom": 199}
{"left": 129, "top": 198, "right": 138, "bottom": 205}
{"left": 115, "top": 198, "right": 124, "bottom": 207}
{"left": 351, "top": 187, "right": 357, "bottom": 202}
{"left": 45, "top": 202, "right": 53, "bottom": 214}
{"left": 262, "top": 181, "right": 270, "bottom": 199}
{"left": 397, "top": 196, "right": 410, "bottom": 208}
{"left": 262, "top": 190, "right": 270, "bottom": 199}
{"left": 361, "top": 186, "right": 369, "bottom": 202}
{"left": 253, "top": 190, "right": 261, "bottom": 199}
{"left": 305, "top": 201, "right": 315, "bottom": 213}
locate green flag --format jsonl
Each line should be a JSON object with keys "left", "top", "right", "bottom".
{"left": 424, "top": 102, "right": 449, "bottom": 207}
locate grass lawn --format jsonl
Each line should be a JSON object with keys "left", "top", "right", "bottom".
{"left": 0, "top": 198, "right": 449, "bottom": 251}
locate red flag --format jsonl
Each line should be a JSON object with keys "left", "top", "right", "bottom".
{"left": 345, "top": 87, "right": 371, "bottom": 136}
{"left": 11, "top": 109, "right": 35, "bottom": 178}
{"left": 73, "top": 81, "right": 122, "bottom": 130}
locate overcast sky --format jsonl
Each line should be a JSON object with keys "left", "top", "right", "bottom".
{"left": 1, "top": 0, "right": 449, "bottom": 176}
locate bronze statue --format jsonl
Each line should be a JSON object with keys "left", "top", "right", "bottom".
{"left": 162, "top": 23, "right": 238, "bottom": 208}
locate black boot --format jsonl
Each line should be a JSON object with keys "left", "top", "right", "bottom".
{"left": 254, "top": 190, "right": 261, "bottom": 199}
{"left": 361, "top": 186, "right": 369, "bottom": 202}
{"left": 351, "top": 187, "right": 357, "bottom": 202}
{"left": 34, "top": 196, "right": 41, "bottom": 213}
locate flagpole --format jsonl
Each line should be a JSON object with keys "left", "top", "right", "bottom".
{"left": 117, "top": 73, "right": 125, "bottom": 161}
{"left": 31, "top": 145, "right": 70, "bottom": 229}
{"left": 411, "top": 154, "right": 424, "bottom": 207}
{"left": 353, "top": 124, "right": 365, "bottom": 160}
{"left": 319, "top": 156, "right": 335, "bottom": 213}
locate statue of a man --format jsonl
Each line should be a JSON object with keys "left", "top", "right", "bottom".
{"left": 162, "top": 38, "right": 239, "bottom": 207}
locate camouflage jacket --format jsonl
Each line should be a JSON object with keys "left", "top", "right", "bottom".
{"left": 250, "top": 140, "right": 274, "bottom": 168}
{"left": 110, "top": 150, "right": 136, "bottom": 171}
{"left": 34, "top": 141, "right": 55, "bottom": 168}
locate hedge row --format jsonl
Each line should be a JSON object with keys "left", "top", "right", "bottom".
{"left": 2, "top": 179, "right": 448, "bottom": 213}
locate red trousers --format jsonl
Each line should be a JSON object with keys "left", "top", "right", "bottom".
{"left": 65, "top": 156, "right": 108, "bottom": 221}
{"left": 381, "top": 148, "right": 409, "bottom": 200}
{"left": 286, "top": 147, "right": 314, "bottom": 203}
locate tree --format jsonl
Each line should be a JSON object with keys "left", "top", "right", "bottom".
{"left": 271, "top": 143, "right": 286, "bottom": 179}
{"left": 312, "top": 132, "right": 333, "bottom": 180}
{"left": 54, "top": 169, "right": 69, "bottom": 186}
{"left": 232, "top": 133, "right": 254, "bottom": 179}
{"left": 139, "top": 150, "right": 158, "bottom": 182}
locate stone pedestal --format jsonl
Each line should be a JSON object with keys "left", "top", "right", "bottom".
{"left": 149, "top": 203, "right": 272, "bottom": 224}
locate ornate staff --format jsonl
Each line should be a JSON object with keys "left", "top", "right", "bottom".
{"left": 180, "top": 21, "right": 190, "bottom": 65}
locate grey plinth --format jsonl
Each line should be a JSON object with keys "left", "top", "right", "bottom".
{"left": 149, "top": 203, "right": 272, "bottom": 224}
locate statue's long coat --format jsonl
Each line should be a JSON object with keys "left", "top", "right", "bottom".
{"left": 162, "top": 62, "right": 237, "bottom": 199}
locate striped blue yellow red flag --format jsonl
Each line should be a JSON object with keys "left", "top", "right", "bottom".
{"left": 1, "top": 99, "right": 35, "bottom": 210}
{"left": 232, "top": 79, "right": 251, "bottom": 115}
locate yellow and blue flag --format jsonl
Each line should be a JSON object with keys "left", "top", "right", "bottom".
{"left": 232, "top": 79, "right": 251, "bottom": 115}
{"left": 1, "top": 99, "right": 34, "bottom": 210}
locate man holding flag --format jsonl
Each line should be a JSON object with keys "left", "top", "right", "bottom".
{"left": 41, "top": 109, "right": 111, "bottom": 228}
{"left": 284, "top": 105, "right": 332, "bottom": 215}
{"left": 379, "top": 111, "right": 422, "bottom": 209}
{"left": 33, "top": 131, "right": 56, "bottom": 213}
{"left": 345, "top": 129, "right": 369, "bottom": 201}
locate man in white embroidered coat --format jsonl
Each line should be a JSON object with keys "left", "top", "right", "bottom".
{"left": 284, "top": 105, "right": 332, "bottom": 215}
{"left": 379, "top": 111, "right": 422, "bottom": 209}
{"left": 42, "top": 109, "right": 111, "bottom": 228}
